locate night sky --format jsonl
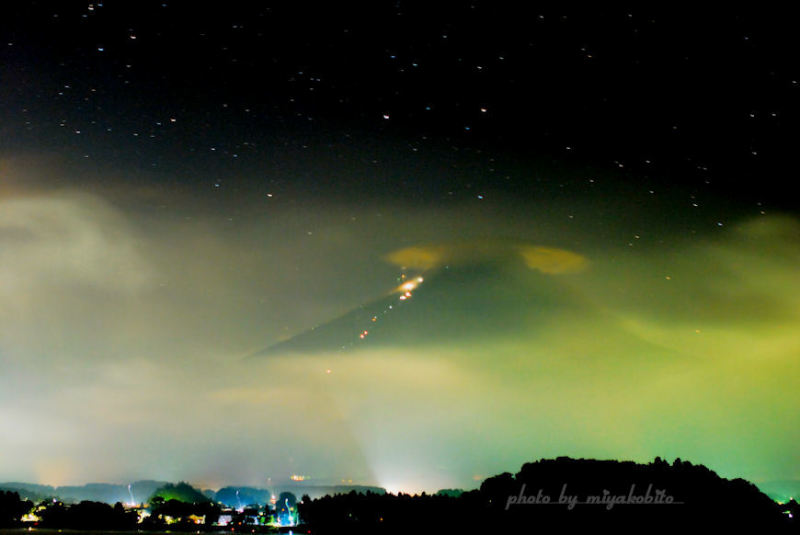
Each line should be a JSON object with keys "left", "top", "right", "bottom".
{"left": 1, "top": 3, "right": 799, "bottom": 493}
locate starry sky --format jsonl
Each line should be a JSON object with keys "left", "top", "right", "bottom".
{"left": 1, "top": 3, "right": 799, "bottom": 493}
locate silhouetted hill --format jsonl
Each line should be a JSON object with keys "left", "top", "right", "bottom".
{"left": 0, "top": 479, "right": 386, "bottom": 507}
{"left": 0, "top": 483, "right": 52, "bottom": 503}
{"left": 201, "top": 484, "right": 387, "bottom": 506}
{"left": 0, "top": 480, "right": 166, "bottom": 505}
{"left": 299, "top": 457, "right": 793, "bottom": 534}
{"left": 213, "top": 486, "right": 273, "bottom": 507}
{"left": 149, "top": 482, "right": 210, "bottom": 504}
{"left": 283, "top": 484, "right": 386, "bottom": 500}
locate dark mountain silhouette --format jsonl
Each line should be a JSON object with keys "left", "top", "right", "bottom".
{"left": 0, "top": 480, "right": 166, "bottom": 505}
{"left": 213, "top": 486, "right": 272, "bottom": 507}
{"left": 3, "top": 458, "right": 795, "bottom": 532}
{"left": 298, "top": 457, "right": 793, "bottom": 534}
{"left": 252, "top": 253, "right": 580, "bottom": 357}
{"left": 211, "top": 483, "right": 387, "bottom": 504}
{"left": 281, "top": 483, "right": 386, "bottom": 500}
{"left": 0, "top": 484, "right": 52, "bottom": 503}
{"left": 0, "top": 479, "right": 387, "bottom": 507}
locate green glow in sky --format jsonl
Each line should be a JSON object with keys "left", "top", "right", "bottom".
{"left": 0, "top": 156, "right": 797, "bottom": 493}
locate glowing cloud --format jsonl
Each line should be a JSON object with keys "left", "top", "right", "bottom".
{"left": 517, "top": 245, "right": 588, "bottom": 274}
{"left": 384, "top": 241, "right": 588, "bottom": 274}
{"left": 383, "top": 245, "right": 449, "bottom": 271}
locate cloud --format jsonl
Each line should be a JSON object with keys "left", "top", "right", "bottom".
{"left": 0, "top": 161, "right": 797, "bottom": 491}
{"left": 384, "top": 241, "right": 588, "bottom": 274}
{"left": 517, "top": 245, "right": 588, "bottom": 274}
{"left": 0, "top": 192, "right": 153, "bottom": 296}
